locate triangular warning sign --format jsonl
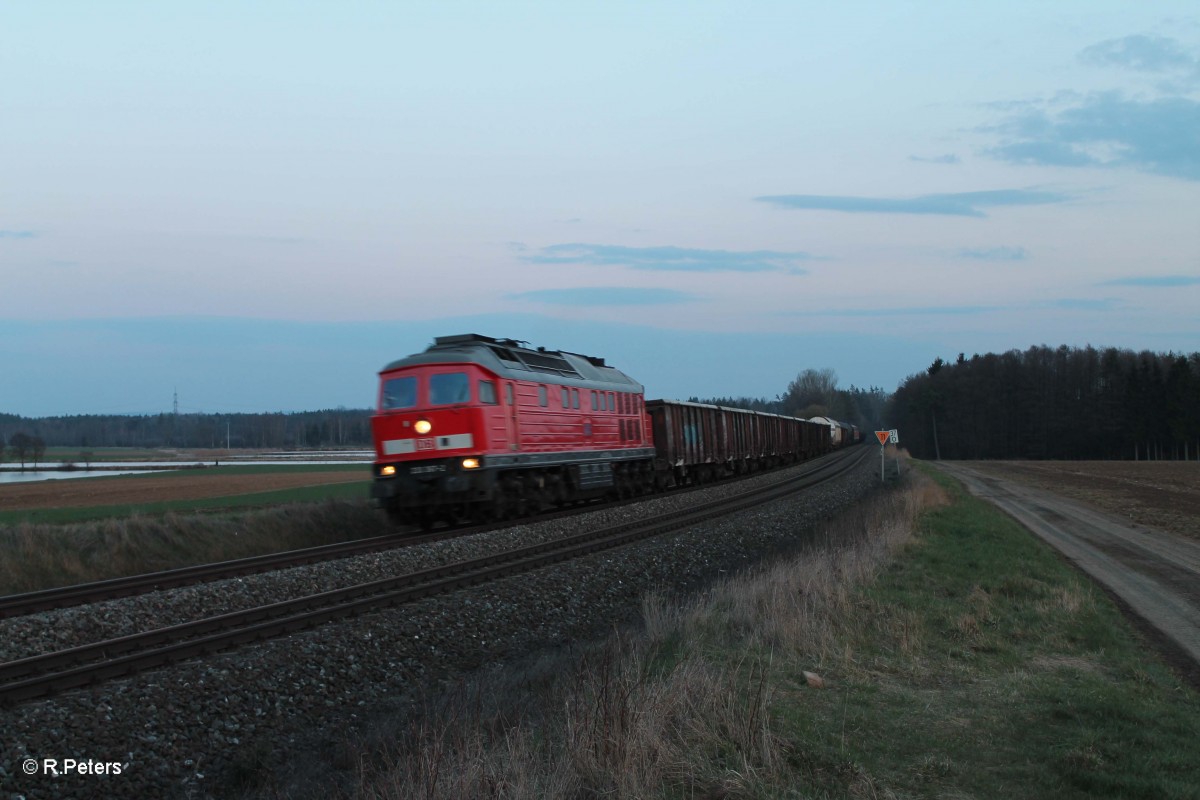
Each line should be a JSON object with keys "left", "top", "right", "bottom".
{"left": 875, "top": 430, "right": 890, "bottom": 446}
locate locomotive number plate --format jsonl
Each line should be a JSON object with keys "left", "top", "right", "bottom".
{"left": 416, "top": 438, "right": 436, "bottom": 451}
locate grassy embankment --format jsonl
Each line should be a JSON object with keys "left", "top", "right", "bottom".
{"left": 338, "top": 463, "right": 1199, "bottom": 800}
{"left": 0, "top": 465, "right": 384, "bottom": 595}
{"left": 0, "top": 464, "right": 370, "bottom": 525}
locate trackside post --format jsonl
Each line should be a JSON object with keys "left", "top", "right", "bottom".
{"left": 875, "top": 430, "right": 889, "bottom": 482}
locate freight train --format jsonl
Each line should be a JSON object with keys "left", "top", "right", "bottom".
{"left": 370, "top": 334, "right": 852, "bottom": 527}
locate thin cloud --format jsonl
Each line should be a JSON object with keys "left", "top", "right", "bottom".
{"left": 1080, "top": 34, "right": 1197, "bottom": 75}
{"left": 909, "top": 154, "right": 962, "bottom": 164}
{"left": 755, "top": 189, "right": 1071, "bottom": 218}
{"left": 522, "top": 244, "right": 814, "bottom": 274}
{"left": 984, "top": 91, "right": 1200, "bottom": 180}
{"left": 956, "top": 246, "right": 1028, "bottom": 261}
{"left": 509, "top": 287, "right": 696, "bottom": 306}
{"left": 789, "top": 305, "right": 1000, "bottom": 317}
{"left": 0, "top": 230, "right": 36, "bottom": 239}
{"left": 1100, "top": 275, "right": 1200, "bottom": 287}
{"left": 1046, "top": 298, "right": 1122, "bottom": 311}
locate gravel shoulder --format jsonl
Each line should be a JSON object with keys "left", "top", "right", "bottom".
{"left": 936, "top": 462, "right": 1200, "bottom": 677}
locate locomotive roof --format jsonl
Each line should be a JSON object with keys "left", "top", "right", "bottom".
{"left": 380, "top": 333, "right": 644, "bottom": 392}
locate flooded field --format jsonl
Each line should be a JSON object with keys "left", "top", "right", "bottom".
{"left": 0, "top": 450, "right": 373, "bottom": 485}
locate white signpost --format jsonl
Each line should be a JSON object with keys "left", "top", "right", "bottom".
{"left": 889, "top": 429, "right": 900, "bottom": 474}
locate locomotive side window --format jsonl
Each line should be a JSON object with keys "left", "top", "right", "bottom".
{"left": 590, "top": 391, "right": 597, "bottom": 410}
{"left": 608, "top": 392, "right": 615, "bottom": 411}
{"left": 571, "top": 389, "right": 579, "bottom": 409}
{"left": 479, "top": 380, "right": 498, "bottom": 405}
{"left": 381, "top": 376, "right": 417, "bottom": 410}
{"left": 538, "top": 385, "right": 548, "bottom": 407}
{"left": 561, "top": 387, "right": 569, "bottom": 407}
{"left": 505, "top": 384, "right": 515, "bottom": 405}
{"left": 430, "top": 372, "right": 470, "bottom": 405}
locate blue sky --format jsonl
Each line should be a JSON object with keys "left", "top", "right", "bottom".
{"left": 2, "top": 1, "right": 1198, "bottom": 416}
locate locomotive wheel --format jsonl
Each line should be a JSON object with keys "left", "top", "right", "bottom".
{"left": 448, "top": 502, "right": 473, "bottom": 526}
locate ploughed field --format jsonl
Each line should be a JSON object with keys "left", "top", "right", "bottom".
{"left": 0, "top": 469, "right": 367, "bottom": 512}
{"left": 957, "top": 460, "right": 1200, "bottom": 541}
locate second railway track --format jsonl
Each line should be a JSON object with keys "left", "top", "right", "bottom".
{"left": 0, "top": 447, "right": 866, "bottom": 706}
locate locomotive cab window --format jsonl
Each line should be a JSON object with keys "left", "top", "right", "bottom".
{"left": 479, "top": 380, "right": 498, "bottom": 405}
{"left": 430, "top": 372, "right": 470, "bottom": 405}
{"left": 381, "top": 376, "right": 417, "bottom": 410}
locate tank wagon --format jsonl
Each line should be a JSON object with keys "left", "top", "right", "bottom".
{"left": 371, "top": 334, "right": 841, "bottom": 527}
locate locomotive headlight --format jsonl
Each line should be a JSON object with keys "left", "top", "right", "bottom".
{"left": 461, "top": 458, "right": 480, "bottom": 469}
{"left": 380, "top": 465, "right": 396, "bottom": 476}
{"left": 414, "top": 419, "right": 432, "bottom": 434}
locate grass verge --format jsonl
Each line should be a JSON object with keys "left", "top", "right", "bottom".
{"left": 0, "top": 499, "right": 392, "bottom": 595}
{"left": 0, "top": 480, "right": 370, "bottom": 525}
{"left": 329, "top": 462, "right": 1199, "bottom": 800}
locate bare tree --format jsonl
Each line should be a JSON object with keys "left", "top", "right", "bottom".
{"left": 783, "top": 368, "right": 838, "bottom": 416}
{"left": 8, "top": 432, "right": 32, "bottom": 470}
{"left": 31, "top": 435, "right": 46, "bottom": 469}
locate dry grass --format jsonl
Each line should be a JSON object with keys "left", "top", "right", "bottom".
{"left": 341, "top": 461, "right": 950, "bottom": 800}
{"left": 0, "top": 500, "right": 389, "bottom": 595}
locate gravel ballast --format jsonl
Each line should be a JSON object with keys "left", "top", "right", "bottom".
{"left": 1, "top": 453, "right": 877, "bottom": 799}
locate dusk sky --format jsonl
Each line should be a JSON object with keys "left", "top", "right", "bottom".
{"left": 3, "top": 2, "right": 1198, "bottom": 417}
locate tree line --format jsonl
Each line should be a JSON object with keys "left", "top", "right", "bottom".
{"left": 889, "top": 345, "right": 1200, "bottom": 460}
{"left": 694, "top": 368, "right": 892, "bottom": 433}
{"left": 0, "top": 408, "right": 374, "bottom": 456}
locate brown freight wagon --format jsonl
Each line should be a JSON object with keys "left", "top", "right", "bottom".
{"left": 645, "top": 400, "right": 829, "bottom": 487}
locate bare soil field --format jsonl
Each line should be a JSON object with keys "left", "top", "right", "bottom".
{"left": 0, "top": 470, "right": 367, "bottom": 512}
{"left": 956, "top": 460, "right": 1200, "bottom": 541}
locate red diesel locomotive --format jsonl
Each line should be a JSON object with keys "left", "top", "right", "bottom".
{"left": 371, "top": 333, "right": 835, "bottom": 526}
{"left": 371, "top": 334, "right": 656, "bottom": 525}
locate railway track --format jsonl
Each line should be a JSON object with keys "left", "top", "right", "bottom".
{"left": 0, "top": 447, "right": 866, "bottom": 706}
{"left": 0, "top": 449, "right": 858, "bottom": 619}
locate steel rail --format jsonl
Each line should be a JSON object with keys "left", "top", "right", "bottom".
{"left": 0, "top": 450, "right": 856, "bottom": 619}
{"left": 0, "top": 447, "right": 865, "bottom": 706}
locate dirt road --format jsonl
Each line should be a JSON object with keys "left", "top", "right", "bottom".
{"left": 936, "top": 462, "right": 1200, "bottom": 676}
